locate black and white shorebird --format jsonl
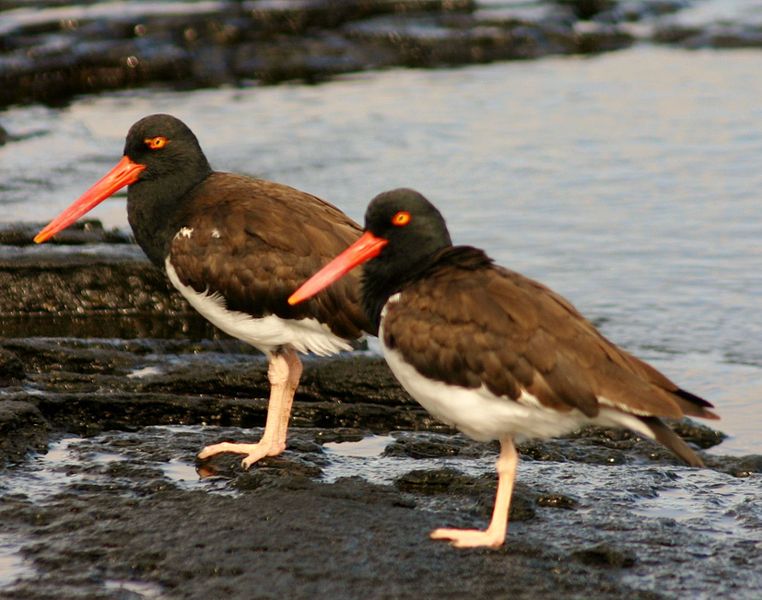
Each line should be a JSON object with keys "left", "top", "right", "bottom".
{"left": 35, "top": 114, "right": 372, "bottom": 468}
{"left": 289, "top": 188, "right": 719, "bottom": 548}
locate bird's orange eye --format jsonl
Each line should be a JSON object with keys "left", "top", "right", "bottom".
{"left": 144, "top": 136, "right": 168, "bottom": 150}
{"left": 391, "top": 211, "right": 411, "bottom": 227}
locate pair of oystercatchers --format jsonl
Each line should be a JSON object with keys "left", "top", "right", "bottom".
{"left": 37, "top": 116, "right": 718, "bottom": 549}
{"left": 35, "top": 114, "right": 373, "bottom": 468}
{"left": 289, "top": 188, "right": 719, "bottom": 548}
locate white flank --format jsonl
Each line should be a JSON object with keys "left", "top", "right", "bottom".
{"left": 211, "top": 229, "right": 221, "bottom": 239}
{"left": 166, "top": 259, "right": 355, "bottom": 356}
{"left": 378, "top": 297, "right": 654, "bottom": 442}
{"left": 176, "top": 227, "right": 194, "bottom": 239}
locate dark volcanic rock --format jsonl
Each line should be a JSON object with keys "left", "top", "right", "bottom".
{"left": 1, "top": 0, "right": 759, "bottom": 108}
{"left": 0, "top": 400, "right": 49, "bottom": 465}
{"left": 0, "top": 220, "right": 131, "bottom": 246}
{"left": 654, "top": 23, "right": 762, "bottom": 49}
{"left": 0, "top": 238, "right": 214, "bottom": 339}
{"left": 572, "top": 543, "right": 636, "bottom": 568}
{"left": 0, "top": 347, "right": 24, "bottom": 384}
{"left": 0, "top": 476, "right": 654, "bottom": 600}
{"left": 0, "top": 0, "right": 637, "bottom": 108}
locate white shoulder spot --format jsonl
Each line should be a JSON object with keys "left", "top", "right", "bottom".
{"left": 211, "top": 228, "right": 221, "bottom": 239}
{"left": 176, "top": 227, "right": 194, "bottom": 239}
{"left": 380, "top": 292, "right": 402, "bottom": 321}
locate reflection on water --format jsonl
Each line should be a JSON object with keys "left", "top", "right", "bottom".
{"left": 1, "top": 46, "right": 761, "bottom": 452}
{"left": 0, "top": 533, "right": 33, "bottom": 589}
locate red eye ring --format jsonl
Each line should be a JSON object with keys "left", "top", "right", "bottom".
{"left": 391, "top": 211, "right": 411, "bottom": 227}
{"left": 145, "top": 136, "right": 168, "bottom": 150}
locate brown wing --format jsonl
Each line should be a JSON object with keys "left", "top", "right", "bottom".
{"left": 382, "top": 256, "right": 715, "bottom": 420}
{"left": 169, "top": 173, "right": 372, "bottom": 340}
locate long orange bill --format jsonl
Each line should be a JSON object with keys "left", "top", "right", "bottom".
{"left": 288, "top": 230, "right": 388, "bottom": 305}
{"left": 34, "top": 155, "right": 146, "bottom": 244}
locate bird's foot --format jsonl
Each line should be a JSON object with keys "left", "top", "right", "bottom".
{"left": 196, "top": 440, "right": 285, "bottom": 470}
{"left": 430, "top": 527, "right": 505, "bottom": 549}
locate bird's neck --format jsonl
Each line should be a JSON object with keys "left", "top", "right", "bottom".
{"left": 361, "top": 247, "right": 440, "bottom": 330}
{"left": 127, "top": 166, "right": 211, "bottom": 266}
{"left": 362, "top": 245, "right": 493, "bottom": 330}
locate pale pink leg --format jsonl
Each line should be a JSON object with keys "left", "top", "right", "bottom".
{"left": 430, "top": 437, "right": 518, "bottom": 549}
{"left": 275, "top": 349, "right": 302, "bottom": 447}
{"left": 197, "top": 350, "right": 302, "bottom": 469}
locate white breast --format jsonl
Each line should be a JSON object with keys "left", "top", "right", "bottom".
{"left": 166, "top": 259, "right": 355, "bottom": 357}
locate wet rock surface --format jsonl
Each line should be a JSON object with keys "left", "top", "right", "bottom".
{"left": 1, "top": 234, "right": 761, "bottom": 598}
{"left": 1, "top": 0, "right": 758, "bottom": 110}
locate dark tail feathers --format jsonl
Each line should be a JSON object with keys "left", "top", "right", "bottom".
{"left": 639, "top": 416, "right": 704, "bottom": 468}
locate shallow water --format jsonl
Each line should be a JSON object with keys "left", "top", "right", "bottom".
{"left": 2, "top": 45, "right": 760, "bottom": 454}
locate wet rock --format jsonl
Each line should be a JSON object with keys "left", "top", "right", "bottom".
{"left": 596, "top": 0, "right": 687, "bottom": 23}
{"left": 708, "top": 454, "right": 762, "bottom": 478}
{"left": 313, "top": 428, "right": 367, "bottom": 444}
{"left": 394, "top": 467, "right": 536, "bottom": 521}
{"left": 574, "top": 21, "right": 635, "bottom": 53}
{"left": 0, "top": 422, "right": 760, "bottom": 597}
{"left": 0, "top": 0, "right": 636, "bottom": 108}
{"left": 537, "top": 493, "right": 578, "bottom": 509}
{"left": 2, "top": 0, "right": 760, "bottom": 108}
{"left": 231, "top": 460, "right": 323, "bottom": 492}
{"left": 0, "top": 400, "right": 49, "bottom": 465}
{"left": 0, "top": 242, "right": 212, "bottom": 339}
{"left": 670, "top": 418, "right": 727, "bottom": 449}
{"left": 572, "top": 543, "right": 636, "bottom": 568}
{"left": 0, "top": 347, "right": 24, "bottom": 384}
{"left": 383, "top": 431, "right": 470, "bottom": 458}
{"left": 654, "top": 23, "right": 762, "bottom": 49}
{"left": 4, "top": 475, "right": 661, "bottom": 600}
{"left": 0, "top": 219, "right": 131, "bottom": 246}
{"left": 557, "top": 0, "right": 617, "bottom": 20}
{"left": 395, "top": 466, "right": 477, "bottom": 493}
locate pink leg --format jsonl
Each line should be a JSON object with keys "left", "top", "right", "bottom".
{"left": 275, "top": 349, "right": 302, "bottom": 448}
{"left": 430, "top": 437, "right": 518, "bottom": 548}
{"left": 197, "top": 350, "right": 302, "bottom": 469}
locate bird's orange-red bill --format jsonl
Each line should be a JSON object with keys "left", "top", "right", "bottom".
{"left": 288, "top": 230, "right": 388, "bottom": 305}
{"left": 34, "top": 155, "right": 146, "bottom": 244}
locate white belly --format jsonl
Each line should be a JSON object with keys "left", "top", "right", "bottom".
{"left": 166, "top": 259, "right": 355, "bottom": 357}
{"left": 378, "top": 298, "right": 652, "bottom": 443}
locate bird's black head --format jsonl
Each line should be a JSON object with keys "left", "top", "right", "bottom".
{"left": 358, "top": 189, "right": 453, "bottom": 324}
{"left": 123, "top": 114, "right": 212, "bottom": 184}
{"left": 363, "top": 188, "right": 453, "bottom": 277}
{"left": 34, "top": 113, "right": 213, "bottom": 252}
{"left": 288, "top": 188, "right": 454, "bottom": 329}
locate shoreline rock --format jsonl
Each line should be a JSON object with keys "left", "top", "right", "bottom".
{"left": 1, "top": 226, "right": 760, "bottom": 599}
{"left": 0, "top": 0, "right": 683, "bottom": 110}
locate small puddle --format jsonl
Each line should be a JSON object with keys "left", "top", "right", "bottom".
{"left": 633, "top": 468, "right": 762, "bottom": 542}
{"left": 0, "top": 533, "right": 34, "bottom": 589}
{"left": 3, "top": 436, "right": 87, "bottom": 503}
{"left": 104, "top": 578, "right": 165, "bottom": 598}
{"left": 161, "top": 458, "right": 201, "bottom": 483}
{"left": 323, "top": 435, "right": 395, "bottom": 457}
{"left": 321, "top": 434, "right": 495, "bottom": 484}
{"left": 127, "top": 365, "right": 165, "bottom": 378}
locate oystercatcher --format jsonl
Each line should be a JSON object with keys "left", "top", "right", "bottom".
{"left": 289, "top": 188, "right": 719, "bottom": 548}
{"left": 35, "top": 114, "right": 372, "bottom": 468}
